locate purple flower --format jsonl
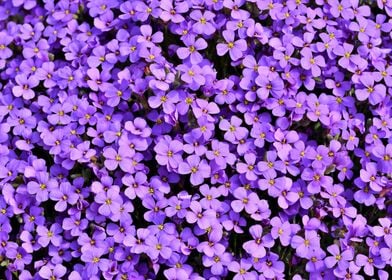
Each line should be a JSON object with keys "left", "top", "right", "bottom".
{"left": 355, "top": 254, "right": 383, "bottom": 276}
{"left": 94, "top": 186, "right": 122, "bottom": 217}
{"left": 380, "top": 235, "right": 392, "bottom": 263}
{"left": 333, "top": 42, "right": 367, "bottom": 71}
{"left": 300, "top": 48, "right": 326, "bottom": 76}
{"left": 0, "top": 32, "right": 13, "bottom": 59}
{"left": 70, "top": 141, "right": 96, "bottom": 163}
{"left": 360, "top": 162, "right": 383, "bottom": 192}
{"left": 219, "top": 116, "right": 248, "bottom": 143}
{"left": 62, "top": 211, "right": 88, "bottom": 237}
{"left": 329, "top": 0, "right": 354, "bottom": 19}
{"left": 177, "top": 35, "right": 207, "bottom": 64}
{"left": 177, "top": 64, "right": 206, "bottom": 91}
{"left": 217, "top": 30, "right": 247, "bottom": 61}
{"left": 137, "top": 25, "right": 163, "bottom": 47}
{"left": 206, "top": 140, "right": 235, "bottom": 169}
{"left": 178, "top": 155, "right": 211, "bottom": 186}
{"left": 372, "top": 143, "right": 392, "bottom": 173}
{"left": 22, "top": 39, "right": 49, "bottom": 60}
{"left": 267, "top": 176, "right": 298, "bottom": 209}
{"left": 8, "top": 108, "right": 36, "bottom": 136}
{"left": 160, "top": 0, "right": 188, "bottom": 23}
{"left": 231, "top": 187, "right": 259, "bottom": 214}
{"left": 373, "top": 218, "right": 391, "bottom": 238}
{"left": 236, "top": 153, "right": 259, "bottom": 181}
{"left": 37, "top": 223, "right": 62, "bottom": 247}
{"left": 291, "top": 230, "right": 320, "bottom": 258}
{"left": 0, "top": 0, "right": 390, "bottom": 278}
{"left": 123, "top": 172, "right": 149, "bottom": 200}
{"left": 197, "top": 230, "right": 224, "bottom": 257}
{"left": 243, "top": 225, "right": 274, "bottom": 258}
{"left": 190, "top": 10, "right": 216, "bottom": 35}
{"left": 186, "top": 201, "right": 216, "bottom": 229}
{"left": 39, "top": 264, "right": 67, "bottom": 280}
{"left": 305, "top": 249, "right": 326, "bottom": 273}
{"left": 355, "top": 74, "right": 386, "bottom": 104}
{"left": 12, "top": 74, "right": 39, "bottom": 100}
{"left": 154, "top": 136, "right": 183, "bottom": 170}
{"left": 228, "top": 259, "right": 258, "bottom": 280}
{"left": 324, "top": 244, "right": 353, "bottom": 270}
{"left": 124, "top": 228, "right": 150, "bottom": 254}
{"left": 164, "top": 268, "right": 189, "bottom": 280}
{"left": 27, "top": 172, "right": 58, "bottom": 202}
{"left": 87, "top": 68, "right": 110, "bottom": 92}
{"left": 145, "top": 234, "right": 173, "bottom": 260}
{"left": 255, "top": 75, "right": 284, "bottom": 100}
{"left": 270, "top": 217, "right": 296, "bottom": 246}
{"left": 80, "top": 248, "right": 109, "bottom": 276}
{"left": 202, "top": 245, "right": 232, "bottom": 276}
{"left": 301, "top": 167, "right": 333, "bottom": 194}
{"left": 103, "top": 146, "right": 133, "bottom": 172}
{"left": 49, "top": 181, "right": 79, "bottom": 212}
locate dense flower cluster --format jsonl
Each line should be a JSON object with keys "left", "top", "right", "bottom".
{"left": 0, "top": 0, "right": 392, "bottom": 279}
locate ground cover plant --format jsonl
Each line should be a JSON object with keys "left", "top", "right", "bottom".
{"left": 0, "top": 0, "right": 392, "bottom": 279}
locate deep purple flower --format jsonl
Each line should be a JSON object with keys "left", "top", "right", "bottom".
{"left": 0, "top": 0, "right": 390, "bottom": 278}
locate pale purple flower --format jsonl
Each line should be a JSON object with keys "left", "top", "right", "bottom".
{"left": 12, "top": 74, "right": 39, "bottom": 100}
{"left": 243, "top": 225, "right": 274, "bottom": 258}
{"left": 178, "top": 155, "right": 211, "bottom": 186}
{"left": 217, "top": 30, "right": 247, "bottom": 61}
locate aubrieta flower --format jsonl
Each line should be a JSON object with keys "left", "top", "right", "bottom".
{"left": 243, "top": 224, "right": 274, "bottom": 258}
{"left": 231, "top": 187, "right": 259, "bottom": 214}
{"left": 217, "top": 30, "right": 247, "bottom": 61}
{"left": 154, "top": 136, "right": 183, "bottom": 170}
{"left": 228, "top": 258, "right": 258, "bottom": 280}
{"left": 178, "top": 155, "right": 211, "bottom": 186}
{"left": 177, "top": 35, "right": 208, "bottom": 65}
{"left": 0, "top": 32, "right": 13, "bottom": 60}
{"left": 12, "top": 74, "right": 39, "bottom": 100}
{"left": 324, "top": 244, "right": 353, "bottom": 270}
